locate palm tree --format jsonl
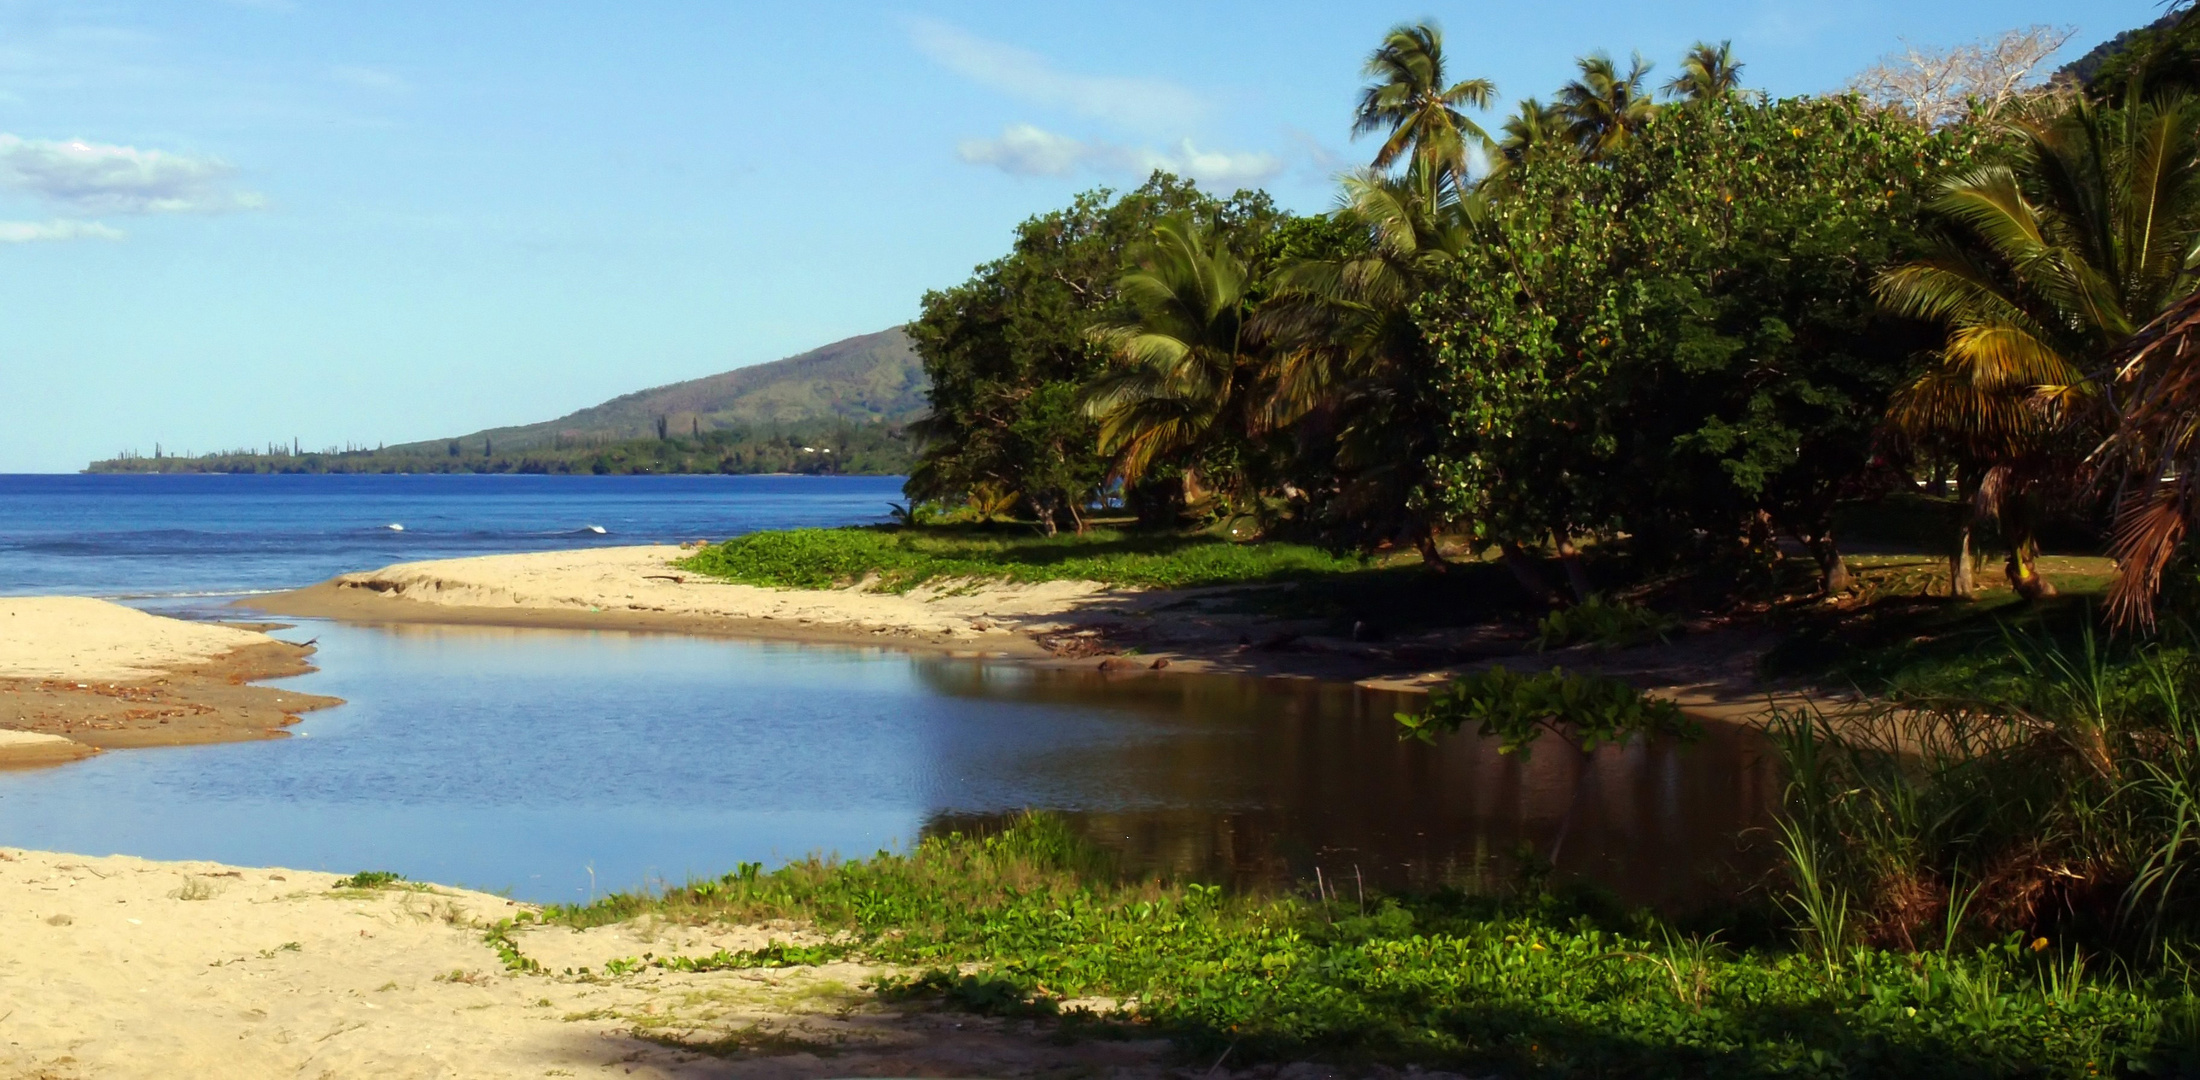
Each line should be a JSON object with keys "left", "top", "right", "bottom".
{"left": 1556, "top": 52, "right": 1657, "bottom": 157}
{"left": 1254, "top": 164, "right": 1474, "bottom": 563}
{"left": 1083, "top": 214, "right": 1266, "bottom": 505}
{"left": 1351, "top": 22, "right": 1497, "bottom": 197}
{"left": 1663, "top": 40, "right": 1744, "bottom": 102}
{"left": 1880, "top": 93, "right": 2200, "bottom": 603}
{"left": 1490, "top": 97, "right": 1568, "bottom": 177}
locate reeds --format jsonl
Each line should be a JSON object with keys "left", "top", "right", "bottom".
{"left": 1766, "top": 618, "right": 2200, "bottom": 963}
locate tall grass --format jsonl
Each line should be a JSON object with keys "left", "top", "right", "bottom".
{"left": 1765, "top": 618, "right": 2200, "bottom": 961}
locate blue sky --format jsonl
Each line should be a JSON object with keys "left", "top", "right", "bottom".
{"left": 0, "top": 0, "right": 2161, "bottom": 472}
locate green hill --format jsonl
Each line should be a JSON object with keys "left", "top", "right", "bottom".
{"left": 86, "top": 327, "right": 928, "bottom": 475}
{"left": 393, "top": 326, "right": 924, "bottom": 456}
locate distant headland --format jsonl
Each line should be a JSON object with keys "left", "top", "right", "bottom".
{"left": 85, "top": 328, "right": 923, "bottom": 476}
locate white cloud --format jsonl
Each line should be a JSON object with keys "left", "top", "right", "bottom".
{"left": 907, "top": 18, "right": 1206, "bottom": 133}
{"left": 0, "top": 219, "right": 124, "bottom": 242}
{"left": 0, "top": 135, "right": 264, "bottom": 215}
{"left": 957, "top": 123, "right": 1282, "bottom": 188}
{"left": 330, "top": 64, "right": 408, "bottom": 93}
{"left": 956, "top": 123, "right": 1088, "bottom": 176}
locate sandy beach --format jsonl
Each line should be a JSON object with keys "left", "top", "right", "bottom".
{"left": 253, "top": 545, "right": 1548, "bottom": 681}
{"left": 258, "top": 544, "right": 1181, "bottom": 657}
{"left": 0, "top": 598, "right": 340, "bottom": 769}
{"left": 0, "top": 846, "right": 1228, "bottom": 1080}
{"left": 254, "top": 546, "right": 1814, "bottom": 720}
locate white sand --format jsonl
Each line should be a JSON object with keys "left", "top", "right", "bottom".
{"left": 0, "top": 848, "right": 1184, "bottom": 1079}
{"left": 0, "top": 597, "right": 272, "bottom": 681}
{"left": 313, "top": 545, "right": 1137, "bottom": 645}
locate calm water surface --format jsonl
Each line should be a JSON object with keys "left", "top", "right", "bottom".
{"left": 0, "top": 619, "right": 1775, "bottom": 906}
{"left": 0, "top": 475, "right": 1777, "bottom": 906}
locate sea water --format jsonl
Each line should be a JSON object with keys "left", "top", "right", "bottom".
{"left": 0, "top": 473, "right": 1774, "bottom": 906}
{"left": 0, "top": 472, "right": 903, "bottom": 600}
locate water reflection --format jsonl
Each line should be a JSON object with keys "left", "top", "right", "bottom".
{"left": 0, "top": 621, "right": 1775, "bottom": 907}
{"left": 911, "top": 665, "right": 1779, "bottom": 908}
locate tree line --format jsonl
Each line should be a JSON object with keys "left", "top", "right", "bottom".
{"left": 88, "top": 420, "right": 912, "bottom": 476}
{"left": 906, "top": 11, "right": 2200, "bottom": 620}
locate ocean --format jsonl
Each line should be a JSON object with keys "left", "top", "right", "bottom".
{"left": 0, "top": 472, "right": 904, "bottom": 601}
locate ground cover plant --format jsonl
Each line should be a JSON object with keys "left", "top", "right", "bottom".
{"left": 677, "top": 524, "right": 1373, "bottom": 593}
{"left": 545, "top": 815, "right": 2199, "bottom": 1078}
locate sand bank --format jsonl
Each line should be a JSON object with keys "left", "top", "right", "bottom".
{"left": 254, "top": 545, "right": 1537, "bottom": 679}
{"left": 0, "top": 847, "right": 1211, "bottom": 1079}
{"left": 253, "top": 546, "right": 1825, "bottom": 715}
{"left": 254, "top": 545, "right": 1284, "bottom": 658}
{"left": 0, "top": 598, "right": 339, "bottom": 768}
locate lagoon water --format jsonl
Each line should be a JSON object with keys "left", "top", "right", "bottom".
{"left": 0, "top": 474, "right": 1775, "bottom": 906}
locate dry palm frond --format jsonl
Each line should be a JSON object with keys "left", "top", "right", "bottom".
{"left": 2098, "top": 290, "right": 2200, "bottom": 626}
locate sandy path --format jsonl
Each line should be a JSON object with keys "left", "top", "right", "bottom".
{"left": 0, "top": 848, "right": 1198, "bottom": 1080}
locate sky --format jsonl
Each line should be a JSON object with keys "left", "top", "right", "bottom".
{"left": 0, "top": 0, "right": 2164, "bottom": 472}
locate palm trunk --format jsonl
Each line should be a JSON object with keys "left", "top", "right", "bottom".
{"left": 1554, "top": 533, "right": 1594, "bottom": 604}
{"left": 2000, "top": 499, "right": 2056, "bottom": 600}
{"left": 2005, "top": 534, "right": 2056, "bottom": 599}
{"left": 1500, "top": 540, "right": 1562, "bottom": 605}
{"left": 1414, "top": 529, "right": 1450, "bottom": 572}
{"left": 1950, "top": 520, "right": 1975, "bottom": 600}
{"left": 1809, "top": 532, "right": 1851, "bottom": 596}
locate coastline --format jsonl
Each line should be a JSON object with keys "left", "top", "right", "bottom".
{"left": 248, "top": 544, "right": 1511, "bottom": 683}
{"left": 0, "top": 597, "right": 341, "bottom": 768}
{"left": 249, "top": 545, "right": 1817, "bottom": 722}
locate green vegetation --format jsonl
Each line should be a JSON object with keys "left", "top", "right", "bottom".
{"left": 1768, "top": 622, "right": 2200, "bottom": 953}
{"left": 89, "top": 419, "right": 909, "bottom": 476}
{"left": 332, "top": 870, "right": 405, "bottom": 890}
{"left": 677, "top": 525, "right": 1368, "bottom": 593}
{"left": 1534, "top": 596, "right": 1679, "bottom": 651}
{"left": 542, "top": 815, "right": 2196, "bottom": 1077}
{"left": 1399, "top": 667, "right": 1695, "bottom": 759}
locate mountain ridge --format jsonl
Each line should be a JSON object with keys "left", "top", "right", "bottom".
{"left": 390, "top": 326, "right": 926, "bottom": 455}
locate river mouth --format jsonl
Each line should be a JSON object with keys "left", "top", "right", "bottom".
{"left": 0, "top": 617, "right": 1776, "bottom": 909}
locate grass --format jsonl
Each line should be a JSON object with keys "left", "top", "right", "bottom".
{"left": 676, "top": 524, "right": 1375, "bottom": 593}
{"left": 1761, "top": 554, "right": 2119, "bottom": 690}
{"left": 332, "top": 870, "right": 406, "bottom": 890}
{"left": 537, "top": 815, "right": 2194, "bottom": 1077}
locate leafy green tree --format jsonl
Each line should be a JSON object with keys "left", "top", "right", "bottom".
{"left": 2072, "top": 6, "right": 2200, "bottom": 102}
{"left": 908, "top": 175, "right": 1279, "bottom": 533}
{"left": 1351, "top": 22, "right": 1496, "bottom": 195}
{"left": 1418, "top": 95, "right": 2004, "bottom": 597}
